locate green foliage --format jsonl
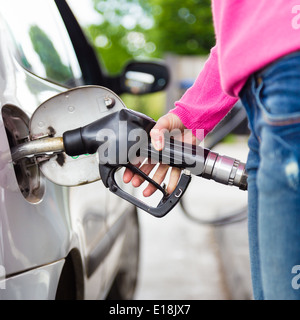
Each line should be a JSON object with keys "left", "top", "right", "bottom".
{"left": 87, "top": 0, "right": 155, "bottom": 74}
{"left": 29, "top": 25, "right": 73, "bottom": 83}
{"left": 122, "top": 91, "right": 166, "bottom": 121}
{"left": 147, "top": 0, "right": 215, "bottom": 56}
{"left": 86, "top": 0, "right": 214, "bottom": 75}
{"left": 88, "top": 22, "right": 134, "bottom": 74}
{"left": 82, "top": 0, "right": 214, "bottom": 118}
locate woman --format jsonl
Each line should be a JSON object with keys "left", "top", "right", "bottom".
{"left": 124, "top": 1, "right": 300, "bottom": 299}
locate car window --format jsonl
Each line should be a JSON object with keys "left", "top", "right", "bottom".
{"left": 0, "top": 0, "right": 84, "bottom": 87}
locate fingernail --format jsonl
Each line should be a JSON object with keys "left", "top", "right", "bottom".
{"left": 153, "top": 140, "right": 162, "bottom": 150}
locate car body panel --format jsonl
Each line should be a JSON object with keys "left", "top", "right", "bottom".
{"left": 0, "top": 260, "right": 65, "bottom": 300}
{"left": 0, "top": 18, "right": 74, "bottom": 276}
{"left": 0, "top": 0, "right": 136, "bottom": 299}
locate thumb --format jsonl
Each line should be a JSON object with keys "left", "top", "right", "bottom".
{"left": 150, "top": 113, "right": 184, "bottom": 151}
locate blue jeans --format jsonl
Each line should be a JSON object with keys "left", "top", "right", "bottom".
{"left": 239, "top": 51, "right": 300, "bottom": 300}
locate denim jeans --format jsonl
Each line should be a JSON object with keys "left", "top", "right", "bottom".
{"left": 239, "top": 51, "right": 300, "bottom": 300}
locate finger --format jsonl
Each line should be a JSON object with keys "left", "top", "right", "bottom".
{"left": 181, "top": 129, "right": 199, "bottom": 145}
{"left": 131, "top": 162, "right": 156, "bottom": 187}
{"left": 123, "top": 161, "right": 142, "bottom": 183}
{"left": 167, "top": 167, "right": 181, "bottom": 194}
{"left": 150, "top": 115, "right": 170, "bottom": 150}
{"left": 123, "top": 167, "right": 134, "bottom": 183}
{"left": 150, "top": 114, "right": 184, "bottom": 151}
{"left": 143, "top": 164, "right": 170, "bottom": 197}
{"left": 149, "top": 127, "right": 165, "bottom": 151}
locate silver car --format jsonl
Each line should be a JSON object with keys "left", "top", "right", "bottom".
{"left": 0, "top": 0, "right": 168, "bottom": 299}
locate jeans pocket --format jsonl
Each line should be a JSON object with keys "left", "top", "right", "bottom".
{"left": 255, "top": 72, "right": 300, "bottom": 126}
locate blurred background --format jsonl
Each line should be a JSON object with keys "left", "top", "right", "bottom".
{"left": 67, "top": 0, "right": 214, "bottom": 119}
{"left": 66, "top": 0, "right": 252, "bottom": 300}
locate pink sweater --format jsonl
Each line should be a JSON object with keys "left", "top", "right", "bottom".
{"left": 170, "top": 1, "right": 300, "bottom": 137}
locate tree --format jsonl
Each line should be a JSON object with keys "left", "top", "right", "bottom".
{"left": 87, "top": 0, "right": 154, "bottom": 74}
{"left": 146, "top": 0, "right": 215, "bottom": 56}
{"left": 86, "top": 0, "right": 214, "bottom": 74}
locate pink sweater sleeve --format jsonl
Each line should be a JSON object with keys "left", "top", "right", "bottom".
{"left": 169, "top": 46, "right": 238, "bottom": 138}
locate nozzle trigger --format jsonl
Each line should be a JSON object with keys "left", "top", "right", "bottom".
{"left": 99, "top": 163, "right": 191, "bottom": 218}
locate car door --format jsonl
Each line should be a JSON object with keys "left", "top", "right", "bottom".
{"left": 0, "top": 0, "right": 113, "bottom": 294}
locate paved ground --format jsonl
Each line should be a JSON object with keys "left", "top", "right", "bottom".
{"left": 133, "top": 137, "right": 253, "bottom": 300}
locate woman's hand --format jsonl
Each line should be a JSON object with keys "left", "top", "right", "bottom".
{"left": 123, "top": 113, "right": 195, "bottom": 197}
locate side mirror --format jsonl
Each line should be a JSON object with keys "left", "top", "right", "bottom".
{"left": 120, "top": 61, "right": 170, "bottom": 95}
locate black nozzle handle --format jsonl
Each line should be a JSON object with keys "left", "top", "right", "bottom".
{"left": 99, "top": 163, "right": 192, "bottom": 218}
{"left": 140, "top": 138, "right": 209, "bottom": 176}
{"left": 140, "top": 138, "right": 248, "bottom": 190}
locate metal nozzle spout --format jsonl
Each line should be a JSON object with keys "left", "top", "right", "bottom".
{"left": 11, "top": 137, "right": 65, "bottom": 163}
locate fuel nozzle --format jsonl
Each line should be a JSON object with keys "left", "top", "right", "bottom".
{"left": 10, "top": 109, "right": 248, "bottom": 192}
{"left": 62, "top": 108, "right": 249, "bottom": 191}
{"left": 8, "top": 108, "right": 247, "bottom": 218}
